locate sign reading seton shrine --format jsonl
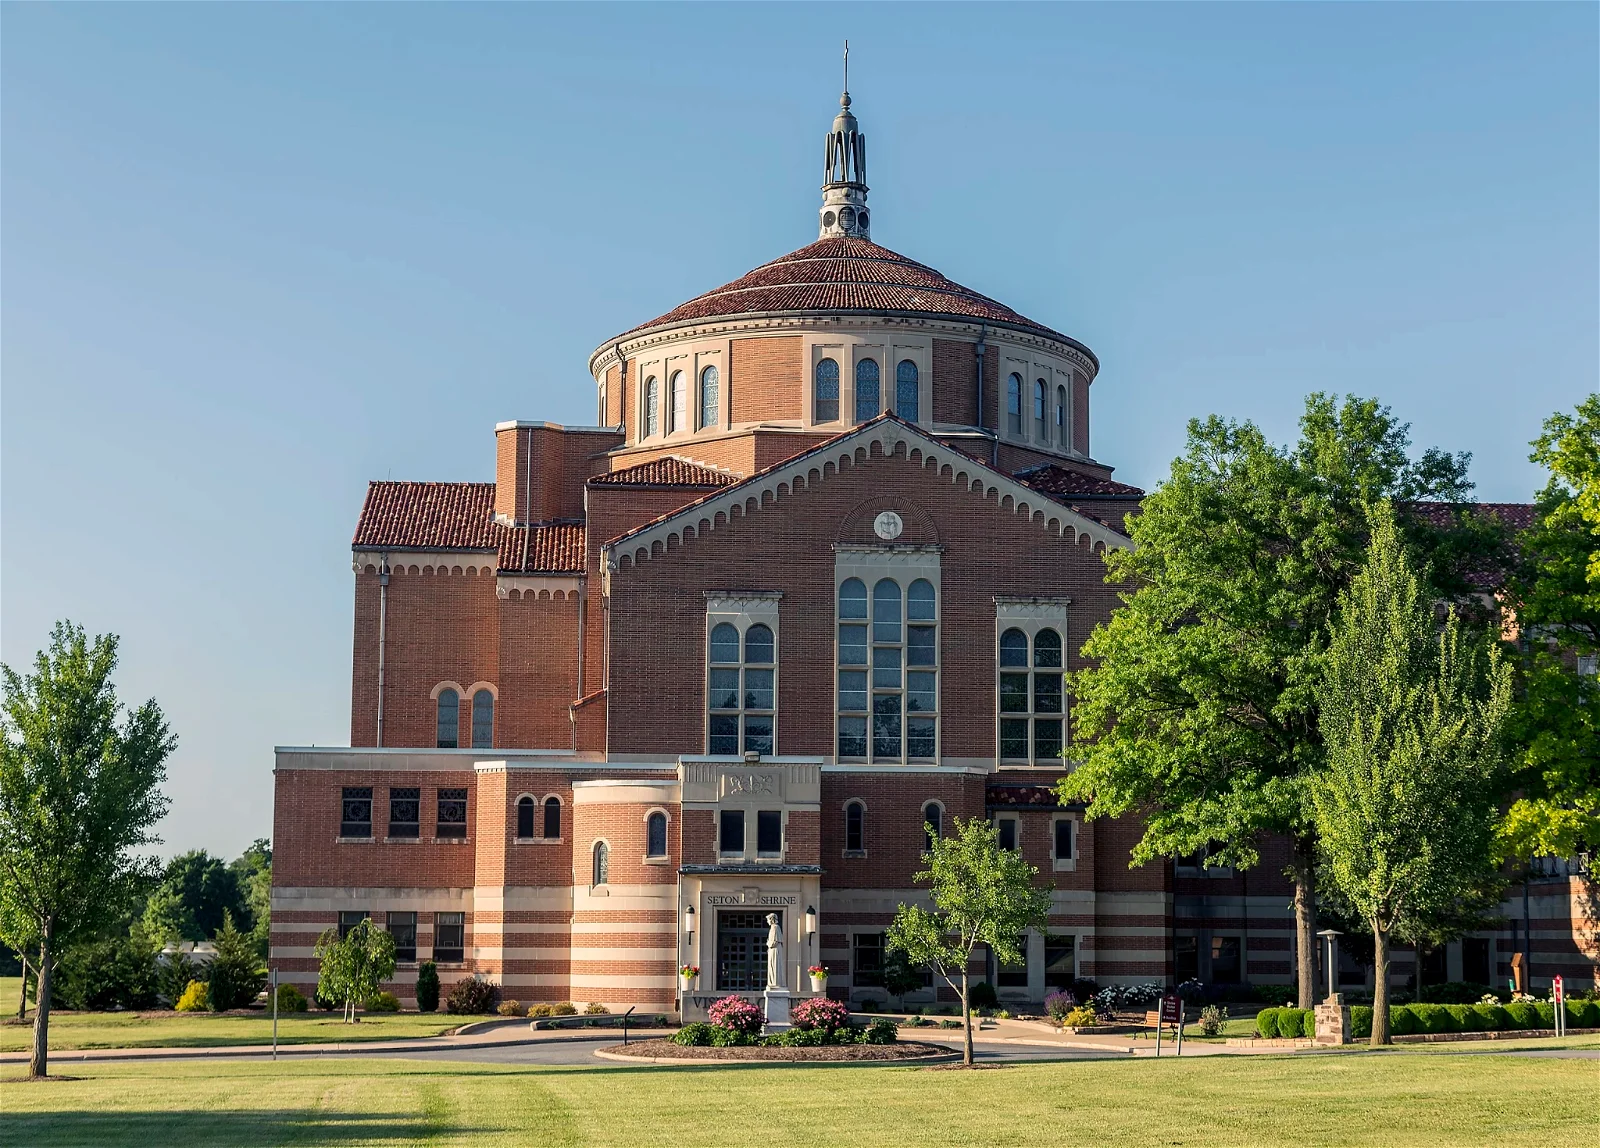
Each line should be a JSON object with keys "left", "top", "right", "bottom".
{"left": 705, "top": 893, "right": 799, "bottom": 906}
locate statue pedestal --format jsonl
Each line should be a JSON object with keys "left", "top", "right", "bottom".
{"left": 1314, "top": 993, "right": 1351, "bottom": 1045}
{"left": 763, "top": 989, "right": 792, "bottom": 1034}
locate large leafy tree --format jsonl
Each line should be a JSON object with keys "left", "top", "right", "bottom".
{"left": 886, "top": 817, "right": 1051, "bottom": 1065}
{"left": 230, "top": 838, "right": 273, "bottom": 956}
{"left": 1312, "top": 505, "right": 1509, "bottom": 1044}
{"left": 0, "top": 622, "right": 174, "bottom": 1078}
{"left": 1500, "top": 395, "right": 1600, "bottom": 861}
{"left": 141, "top": 849, "right": 248, "bottom": 943}
{"left": 315, "top": 918, "right": 397, "bottom": 1023}
{"left": 1059, "top": 394, "right": 1487, "bottom": 1007}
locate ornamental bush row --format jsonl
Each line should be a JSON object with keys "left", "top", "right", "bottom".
{"left": 1255, "top": 1007, "right": 1316, "bottom": 1039}
{"left": 1267, "top": 1000, "right": 1600, "bottom": 1040}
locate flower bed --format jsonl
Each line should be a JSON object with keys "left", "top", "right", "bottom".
{"left": 601, "top": 1038, "right": 952, "bottom": 1062}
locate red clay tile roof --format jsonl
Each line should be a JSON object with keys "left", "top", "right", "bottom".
{"left": 1405, "top": 501, "right": 1536, "bottom": 532}
{"left": 1016, "top": 463, "right": 1145, "bottom": 500}
{"left": 610, "top": 238, "right": 1087, "bottom": 354}
{"left": 353, "top": 482, "right": 585, "bottom": 574}
{"left": 589, "top": 456, "right": 738, "bottom": 488}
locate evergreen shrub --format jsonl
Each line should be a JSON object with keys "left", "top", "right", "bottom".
{"left": 1473, "top": 1003, "right": 1510, "bottom": 1030}
{"left": 968, "top": 981, "right": 998, "bottom": 1010}
{"left": 1410, "top": 1004, "right": 1454, "bottom": 1034}
{"left": 1350, "top": 1006, "right": 1373, "bottom": 1039}
{"left": 275, "top": 984, "right": 309, "bottom": 1013}
{"left": 1388, "top": 1005, "right": 1419, "bottom": 1035}
{"left": 551, "top": 1002, "right": 578, "bottom": 1016}
{"left": 445, "top": 977, "right": 498, "bottom": 1015}
{"left": 1446, "top": 1004, "right": 1482, "bottom": 1031}
{"left": 175, "top": 980, "right": 210, "bottom": 1012}
{"left": 1532, "top": 1002, "right": 1556, "bottom": 1028}
{"left": 1255, "top": 1008, "right": 1280, "bottom": 1038}
{"left": 497, "top": 1000, "right": 523, "bottom": 1016}
{"left": 367, "top": 991, "right": 400, "bottom": 1012}
{"left": 1503, "top": 1001, "right": 1539, "bottom": 1029}
{"left": 414, "top": 961, "right": 440, "bottom": 1013}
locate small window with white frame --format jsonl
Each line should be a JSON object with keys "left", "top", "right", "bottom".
{"left": 995, "top": 598, "right": 1069, "bottom": 766}
{"left": 705, "top": 594, "right": 781, "bottom": 757}
{"left": 1051, "top": 815, "right": 1076, "bottom": 871}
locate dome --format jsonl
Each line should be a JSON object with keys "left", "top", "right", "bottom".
{"left": 609, "top": 237, "right": 1088, "bottom": 360}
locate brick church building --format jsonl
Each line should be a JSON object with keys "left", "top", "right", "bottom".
{"left": 271, "top": 88, "right": 1594, "bottom": 1013}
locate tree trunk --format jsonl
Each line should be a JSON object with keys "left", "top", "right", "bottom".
{"left": 960, "top": 970, "right": 973, "bottom": 1066}
{"left": 1291, "top": 847, "right": 1318, "bottom": 1009}
{"left": 29, "top": 923, "right": 53, "bottom": 1079}
{"left": 16, "top": 956, "right": 28, "bottom": 1021}
{"left": 1370, "top": 924, "right": 1391, "bottom": 1047}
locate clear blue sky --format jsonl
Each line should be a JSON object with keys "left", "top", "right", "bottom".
{"left": 3, "top": 4, "right": 1595, "bottom": 860}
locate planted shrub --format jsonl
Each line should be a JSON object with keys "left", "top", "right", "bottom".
{"left": 1473, "top": 1003, "right": 1510, "bottom": 1030}
{"left": 707, "top": 995, "right": 763, "bottom": 1040}
{"left": 367, "top": 991, "right": 400, "bottom": 1013}
{"left": 207, "top": 912, "right": 267, "bottom": 1012}
{"left": 445, "top": 976, "right": 499, "bottom": 1015}
{"left": 1198, "top": 1004, "right": 1228, "bottom": 1036}
{"left": 1388, "top": 1005, "right": 1419, "bottom": 1036}
{"left": 938, "top": 1018, "right": 962, "bottom": 1029}
{"left": 1417, "top": 981, "right": 1496, "bottom": 1005}
{"left": 791, "top": 996, "right": 851, "bottom": 1034}
{"left": 1504, "top": 1001, "right": 1539, "bottom": 1029}
{"left": 968, "top": 981, "right": 999, "bottom": 1010}
{"left": 551, "top": 1002, "right": 578, "bottom": 1016}
{"left": 1447, "top": 1004, "right": 1482, "bottom": 1032}
{"left": 498, "top": 1000, "right": 523, "bottom": 1017}
{"left": 1255, "top": 1008, "right": 1280, "bottom": 1039}
{"left": 1254, "top": 985, "right": 1296, "bottom": 1007}
{"left": 672, "top": 1022, "right": 716, "bottom": 1047}
{"left": 1574, "top": 1000, "right": 1600, "bottom": 1028}
{"left": 527, "top": 1003, "right": 554, "bottom": 1019}
{"left": 414, "top": 961, "right": 440, "bottom": 1013}
{"left": 175, "top": 980, "right": 210, "bottom": 1012}
{"left": 1043, "top": 990, "right": 1076, "bottom": 1024}
{"left": 1299, "top": 1009, "right": 1318, "bottom": 1038}
{"left": 1350, "top": 1006, "right": 1374, "bottom": 1040}
{"left": 863, "top": 1017, "right": 898, "bottom": 1045}
{"left": 1062, "top": 1005, "right": 1099, "bottom": 1027}
{"left": 1410, "top": 1004, "right": 1454, "bottom": 1034}
{"left": 1532, "top": 1002, "right": 1556, "bottom": 1028}
{"left": 59, "top": 932, "right": 159, "bottom": 1011}
{"left": 584, "top": 1002, "right": 609, "bottom": 1015}
{"left": 858, "top": 998, "right": 882, "bottom": 1013}
{"left": 276, "top": 983, "right": 309, "bottom": 1013}
{"left": 156, "top": 950, "right": 198, "bottom": 1009}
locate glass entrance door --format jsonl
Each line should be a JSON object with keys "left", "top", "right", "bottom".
{"left": 716, "top": 910, "right": 781, "bottom": 991}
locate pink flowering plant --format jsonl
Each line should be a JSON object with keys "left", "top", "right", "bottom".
{"left": 707, "top": 995, "right": 764, "bottom": 1038}
{"left": 678, "top": 965, "right": 700, "bottom": 979}
{"left": 790, "top": 996, "right": 850, "bottom": 1034}
{"left": 807, "top": 964, "right": 828, "bottom": 979}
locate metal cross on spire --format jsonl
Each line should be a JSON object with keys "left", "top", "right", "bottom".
{"left": 843, "top": 40, "right": 849, "bottom": 98}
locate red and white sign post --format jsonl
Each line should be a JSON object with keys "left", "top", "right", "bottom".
{"left": 1552, "top": 975, "right": 1565, "bottom": 1036}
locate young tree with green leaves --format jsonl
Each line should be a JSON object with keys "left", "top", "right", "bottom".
{"left": 1500, "top": 396, "right": 1600, "bottom": 862}
{"left": 1058, "top": 394, "right": 1490, "bottom": 1007}
{"left": 0, "top": 622, "right": 174, "bottom": 1078}
{"left": 315, "top": 918, "right": 397, "bottom": 1022}
{"left": 1312, "top": 506, "right": 1510, "bottom": 1045}
{"left": 886, "top": 817, "right": 1051, "bottom": 1065}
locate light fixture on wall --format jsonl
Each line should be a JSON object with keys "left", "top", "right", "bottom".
{"left": 684, "top": 904, "right": 696, "bottom": 937}
{"left": 804, "top": 905, "right": 817, "bottom": 939}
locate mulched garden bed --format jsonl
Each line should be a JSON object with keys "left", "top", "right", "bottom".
{"left": 600, "top": 1038, "right": 952, "bottom": 1062}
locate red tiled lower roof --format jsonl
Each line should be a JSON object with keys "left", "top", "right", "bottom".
{"left": 353, "top": 482, "right": 585, "bottom": 574}
{"left": 589, "top": 456, "right": 737, "bottom": 488}
{"left": 1016, "top": 462, "right": 1145, "bottom": 499}
{"left": 608, "top": 238, "right": 1089, "bottom": 356}
{"left": 1405, "top": 501, "right": 1536, "bottom": 532}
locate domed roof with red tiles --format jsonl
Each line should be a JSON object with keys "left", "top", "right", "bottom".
{"left": 611, "top": 237, "right": 1082, "bottom": 350}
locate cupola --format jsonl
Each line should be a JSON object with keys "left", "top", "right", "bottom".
{"left": 819, "top": 43, "right": 869, "bottom": 241}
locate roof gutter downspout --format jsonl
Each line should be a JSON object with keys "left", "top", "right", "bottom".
{"left": 571, "top": 576, "right": 586, "bottom": 752}
{"left": 376, "top": 553, "right": 390, "bottom": 747}
{"left": 975, "top": 324, "right": 996, "bottom": 468}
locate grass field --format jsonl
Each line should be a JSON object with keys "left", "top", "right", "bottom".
{"left": 2, "top": 1052, "right": 1595, "bottom": 1147}
{"left": 0, "top": 977, "right": 467, "bottom": 1051}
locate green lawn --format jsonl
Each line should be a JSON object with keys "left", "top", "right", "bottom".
{"left": 2, "top": 1052, "right": 1594, "bottom": 1147}
{"left": 0, "top": 977, "right": 469, "bottom": 1051}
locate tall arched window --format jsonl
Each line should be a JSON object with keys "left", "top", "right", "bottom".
{"left": 699, "top": 365, "right": 719, "bottom": 428}
{"left": 923, "top": 802, "right": 942, "bottom": 851}
{"left": 1034, "top": 379, "right": 1048, "bottom": 442}
{"left": 998, "top": 626, "right": 1065, "bottom": 764}
{"left": 598, "top": 382, "right": 607, "bottom": 425}
{"left": 646, "top": 811, "right": 668, "bottom": 858}
{"left": 592, "top": 841, "right": 609, "bottom": 886}
{"left": 471, "top": 689, "right": 494, "bottom": 749}
{"left": 855, "top": 359, "right": 881, "bottom": 421}
{"left": 436, "top": 689, "right": 459, "bottom": 748}
{"left": 669, "top": 370, "right": 687, "bottom": 433}
{"left": 543, "top": 796, "right": 561, "bottom": 839}
{"left": 845, "top": 801, "right": 865, "bottom": 853}
{"left": 895, "top": 359, "right": 919, "bottom": 423}
{"left": 814, "top": 357, "right": 840, "bottom": 422}
{"left": 1007, "top": 374, "right": 1023, "bottom": 435}
{"left": 516, "top": 795, "right": 535, "bottom": 838}
{"left": 644, "top": 377, "right": 660, "bottom": 437}
{"left": 837, "top": 576, "right": 938, "bottom": 762}
{"left": 1055, "top": 384, "right": 1068, "bottom": 448}
{"left": 707, "top": 621, "right": 775, "bottom": 756}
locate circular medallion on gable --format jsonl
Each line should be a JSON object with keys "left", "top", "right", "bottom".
{"left": 873, "top": 510, "right": 904, "bottom": 540}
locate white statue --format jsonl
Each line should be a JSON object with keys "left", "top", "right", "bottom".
{"left": 765, "top": 912, "right": 786, "bottom": 990}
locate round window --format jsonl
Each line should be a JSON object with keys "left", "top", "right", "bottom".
{"left": 823, "top": 211, "right": 836, "bottom": 228}
{"left": 839, "top": 206, "right": 856, "bottom": 230}
{"left": 858, "top": 210, "right": 869, "bottom": 230}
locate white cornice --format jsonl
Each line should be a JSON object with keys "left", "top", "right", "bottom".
{"left": 353, "top": 551, "right": 497, "bottom": 575}
{"left": 600, "top": 418, "right": 1131, "bottom": 573}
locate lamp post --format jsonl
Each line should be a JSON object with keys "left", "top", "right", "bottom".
{"left": 1316, "top": 929, "right": 1342, "bottom": 1002}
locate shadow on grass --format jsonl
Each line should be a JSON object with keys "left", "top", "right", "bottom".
{"left": 3, "top": 1108, "right": 485, "bottom": 1148}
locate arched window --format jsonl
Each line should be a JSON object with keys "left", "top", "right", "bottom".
{"left": 471, "top": 689, "right": 494, "bottom": 749}
{"left": 516, "top": 795, "right": 535, "bottom": 839}
{"left": 855, "top": 359, "right": 880, "bottom": 422}
{"left": 814, "top": 357, "right": 840, "bottom": 422}
{"left": 644, "top": 377, "right": 660, "bottom": 437}
{"left": 436, "top": 688, "right": 459, "bottom": 748}
{"left": 744, "top": 623, "right": 774, "bottom": 666}
{"left": 1000, "top": 628, "right": 1029, "bottom": 668}
{"left": 923, "top": 802, "right": 942, "bottom": 851}
{"left": 699, "top": 365, "right": 719, "bottom": 428}
{"left": 1034, "top": 379, "right": 1048, "bottom": 442}
{"left": 670, "top": 370, "right": 687, "bottom": 433}
{"left": 845, "top": 801, "right": 865, "bottom": 853}
{"left": 837, "top": 576, "right": 938, "bottom": 762}
{"left": 543, "top": 796, "right": 562, "bottom": 839}
{"left": 592, "top": 841, "right": 609, "bottom": 886}
{"left": 1055, "top": 384, "right": 1068, "bottom": 448}
{"left": 647, "top": 811, "right": 668, "bottom": 858}
{"left": 710, "top": 621, "right": 740, "bottom": 665}
{"left": 708, "top": 621, "right": 775, "bottom": 756}
{"left": 895, "top": 359, "right": 919, "bottom": 423}
{"left": 1007, "top": 374, "right": 1023, "bottom": 435}
{"left": 598, "top": 382, "right": 607, "bottom": 425}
